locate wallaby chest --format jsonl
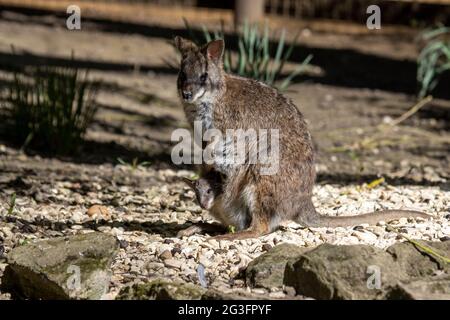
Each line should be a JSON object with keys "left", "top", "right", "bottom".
{"left": 184, "top": 101, "right": 214, "bottom": 132}
{"left": 185, "top": 100, "right": 238, "bottom": 175}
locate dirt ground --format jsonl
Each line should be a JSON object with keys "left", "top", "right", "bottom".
{"left": 0, "top": 4, "right": 449, "bottom": 299}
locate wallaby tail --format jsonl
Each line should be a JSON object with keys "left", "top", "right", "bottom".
{"left": 311, "top": 210, "right": 431, "bottom": 228}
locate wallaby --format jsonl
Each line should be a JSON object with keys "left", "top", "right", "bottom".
{"left": 174, "top": 36, "right": 431, "bottom": 240}
{"left": 182, "top": 171, "right": 223, "bottom": 210}
{"left": 179, "top": 173, "right": 228, "bottom": 238}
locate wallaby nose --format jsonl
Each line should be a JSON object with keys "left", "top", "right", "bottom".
{"left": 182, "top": 90, "right": 192, "bottom": 100}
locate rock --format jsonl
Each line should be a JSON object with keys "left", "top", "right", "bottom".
{"left": 70, "top": 212, "right": 83, "bottom": 224}
{"left": 268, "top": 291, "right": 286, "bottom": 299}
{"left": 284, "top": 241, "right": 450, "bottom": 300}
{"left": 386, "top": 276, "right": 450, "bottom": 300}
{"left": 203, "top": 288, "right": 304, "bottom": 300}
{"left": 251, "top": 288, "right": 266, "bottom": 294}
{"left": 171, "top": 247, "right": 182, "bottom": 256}
{"left": 97, "top": 226, "right": 111, "bottom": 232}
{"left": 159, "top": 250, "right": 172, "bottom": 260}
{"left": 245, "top": 243, "right": 311, "bottom": 289}
{"left": 116, "top": 279, "right": 285, "bottom": 300}
{"left": 385, "top": 240, "right": 450, "bottom": 274}
{"left": 284, "top": 286, "right": 296, "bottom": 296}
{"left": 398, "top": 217, "right": 408, "bottom": 224}
{"left": 284, "top": 243, "right": 395, "bottom": 299}
{"left": 116, "top": 279, "right": 206, "bottom": 300}
{"left": 2, "top": 232, "right": 118, "bottom": 299}
{"left": 86, "top": 205, "right": 110, "bottom": 220}
{"left": 164, "top": 259, "right": 182, "bottom": 269}
{"left": 352, "top": 231, "right": 377, "bottom": 242}
{"left": 202, "top": 289, "right": 268, "bottom": 300}
{"left": 118, "top": 239, "right": 128, "bottom": 249}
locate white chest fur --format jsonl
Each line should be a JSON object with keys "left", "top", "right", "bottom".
{"left": 184, "top": 102, "right": 213, "bottom": 130}
{"left": 196, "top": 102, "right": 214, "bottom": 131}
{"left": 185, "top": 101, "right": 234, "bottom": 174}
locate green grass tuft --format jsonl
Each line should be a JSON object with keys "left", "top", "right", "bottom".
{"left": 7, "top": 193, "right": 16, "bottom": 215}
{"left": 2, "top": 65, "right": 99, "bottom": 154}
{"left": 417, "top": 26, "right": 450, "bottom": 98}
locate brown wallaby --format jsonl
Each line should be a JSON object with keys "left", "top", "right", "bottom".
{"left": 174, "top": 36, "right": 431, "bottom": 240}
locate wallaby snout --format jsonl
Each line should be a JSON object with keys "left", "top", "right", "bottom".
{"left": 182, "top": 90, "right": 192, "bottom": 101}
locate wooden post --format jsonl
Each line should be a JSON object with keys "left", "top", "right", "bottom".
{"left": 234, "top": 0, "right": 265, "bottom": 26}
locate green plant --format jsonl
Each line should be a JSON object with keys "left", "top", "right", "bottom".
{"left": 183, "top": 19, "right": 312, "bottom": 90}
{"left": 3, "top": 66, "right": 98, "bottom": 154}
{"left": 417, "top": 26, "right": 450, "bottom": 98}
{"left": 7, "top": 193, "right": 16, "bottom": 215}
{"left": 117, "top": 157, "right": 151, "bottom": 171}
{"left": 227, "top": 225, "right": 236, "bottom": 234}
{"left": 18, "top": 239, "right": 30, "bottom": 246}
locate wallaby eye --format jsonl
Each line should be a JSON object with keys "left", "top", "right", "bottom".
{"left": 200, "top": 72, "right": 208, "bottom": 84}
{"left": 179, "top": 71, "right": 186, "bottom": 81}
{"left": 207, "top": 189, "right": 212, "bottom": 194}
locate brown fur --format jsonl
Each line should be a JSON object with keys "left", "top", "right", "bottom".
{"left": 174, "top": 36, "right": 431, "bottom": 240}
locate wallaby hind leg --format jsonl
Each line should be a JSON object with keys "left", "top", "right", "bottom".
{"left": 210, "top": 199, "right": 273, "bottom": 241}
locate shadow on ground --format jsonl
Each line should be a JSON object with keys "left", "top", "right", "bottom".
{"left": 0, "top": 214, "right": 208, "bottom": 238}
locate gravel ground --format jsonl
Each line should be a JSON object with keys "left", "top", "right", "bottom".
{"left": 0, "top": 145, "right": 448, "bottom": 300}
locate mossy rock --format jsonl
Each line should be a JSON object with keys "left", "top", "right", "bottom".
{"left": 117, "top": 279, "right": 274, "bottom": 300}
{"left": 387, "top": 276, "right": 450, "bottom": 300}
{"left": 2, "top": 232, "right": 118, "bottom": 299}
{"left": 116, "top": 279, "right": 206, "bottom": 300}
{"left": 245, "top": 243, "right": 312, "bottom": 289}
{"left": 284, "top": 241, "right": 450, "bottom": 300}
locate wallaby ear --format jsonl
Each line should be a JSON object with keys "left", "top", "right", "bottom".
{"left": 205, "top": 39, "right": 224, "bottom": 63}
{"left": 174, "top": 36, "right": 197, "bottom": 56}
{"left": 182, "top": 177, "right": 196, "bottom": 189}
